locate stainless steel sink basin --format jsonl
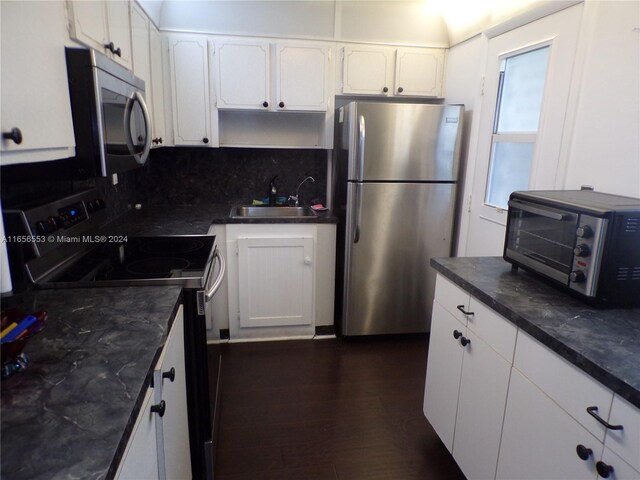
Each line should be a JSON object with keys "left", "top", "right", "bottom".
{"left": 229, "top": 205, "right": 317, "bottom": 218}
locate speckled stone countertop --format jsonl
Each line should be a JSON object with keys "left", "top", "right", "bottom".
{"left": 1, "top": 286, "right": 183, "bottom": 480}
{"left": 105, "top": 204, "right": 337, "bottom": 236}
{"left": 431, "top": 256, "right": 640, "bottom": 409}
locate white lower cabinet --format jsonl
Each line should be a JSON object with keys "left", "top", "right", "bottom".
{"left": 116, "top": 306, "right": 191, "bottom": 480}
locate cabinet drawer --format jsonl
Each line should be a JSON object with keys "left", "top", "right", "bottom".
{"left": 600, "top": 446, "right": 640, "bottom": 480}
{"left": 604, "top": 395, "right": 640, "bottom": 472}
{"left": 434, "top": 274, "right": 471, "bottom": 325}
{"left": 467, "top": 297, "right": 517, "bottom": 363}
{"left": 514, "top": 330, "right": 613, "bottom": 441}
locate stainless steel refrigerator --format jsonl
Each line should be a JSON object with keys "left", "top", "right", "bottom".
{"left": 332, "top": 101, "right": 464, "bottom": 336}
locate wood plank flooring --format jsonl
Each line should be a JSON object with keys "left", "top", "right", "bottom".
{"left": 213, "top": 335, "right": 465, "bottom": 480}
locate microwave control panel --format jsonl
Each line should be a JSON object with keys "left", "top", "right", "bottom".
{"left": 569, "top": 215, "right": 608, "bottom": 297}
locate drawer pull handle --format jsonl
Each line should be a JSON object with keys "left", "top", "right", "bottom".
{"left": 453, "top": 330, "right": 462, "bottom": 340}
{"left": 576, "top": 444, "right": 593, "bottom": 461}
{"left": 586, "top": 406, "right": 623, "bottom": 430}
{"left": 456, "top": 305, "right": 474, "bottom": 316}
{"left": 460, "top": 336, "right": 471, "bottom": 347}
{"left": 162, "top": 367, "right": 175, "bottom": 382}
{"left": 151, "top": 400, "right": 166, "bottom": 417}
{"left": 596, "top": 461, "right": 614, "bottom": 478}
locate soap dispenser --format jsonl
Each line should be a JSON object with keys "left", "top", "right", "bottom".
{"left": 268, "top": 176, "right": 278, "bottom": 206}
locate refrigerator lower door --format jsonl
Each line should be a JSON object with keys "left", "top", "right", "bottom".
{"left": 342, "top": 182, "right": 457, "bottom": 335}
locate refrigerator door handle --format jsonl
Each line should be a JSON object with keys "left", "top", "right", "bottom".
{"left": 357, "top": 114, "right": 365, "bottom": 181}
{"left": 354, "top": 182, "right": 362, "bottom": 244}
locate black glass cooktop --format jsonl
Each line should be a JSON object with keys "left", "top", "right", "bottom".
{"left": 46, "top": 235, "right": 216, "bottom": 289}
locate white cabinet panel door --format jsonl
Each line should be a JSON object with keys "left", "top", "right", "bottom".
{"left": 105, "top": 0, "right": 133, "bottom": 69}
{"left": 497, "top": 368, "right": 600, "bottom": 480}
{"left": 67, "top": 0, "right": 108, "bottom": 52}
{"left": 605, "top": 395, "right": 640, "bottom": 472}
{"left": 238, "top": 237, "right": 314, "bottom": 328}
{"left": 275, "top": 44, "right": 329, "bottom": 111}
{"left": 423, "top": 301, "right": 466, "bottom": 452}
{"left": 342, "top": 45, "right": 394, "bottom": 95}
{"left": 149, "top": 25, "right": 166, "bottom": 146}
{"left": 215, "top": 41, "right": 270, "bottom": 110}
{"left": 394, "top": 48, "right": 445, "bottom": 97}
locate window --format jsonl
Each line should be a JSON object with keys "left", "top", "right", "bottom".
{"left": 485, "top": 46, "right": 550, "bottom": 209}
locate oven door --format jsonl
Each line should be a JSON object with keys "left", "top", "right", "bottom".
{"left": 504, "top": 199, "right": 579, "bottom": 284}
{"left": 95, "top": 68, "right": 151, "bottom": 176}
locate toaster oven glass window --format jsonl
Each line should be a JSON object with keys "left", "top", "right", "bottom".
{"left": 485, "top": 46, "right": 550, "bottom": 209}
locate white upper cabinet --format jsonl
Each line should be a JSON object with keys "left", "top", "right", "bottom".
{"left": 130, "top": 4, "right": 152, "bottom": 109}
{"left": 341, "top": 44, "right": 445, "bottom": 97}
{"left": 214, "top": 39, "right": 331, "bottom": 112}
{"left": 215, "top": 41, "right": 271, "bottom": 111}
{"left": 394, "top": 47, "right": 445, "bottom": 97}
{"left": 168, "top": 35, "right": 215, "bottom": 146}
{"left": 149, "top": 24, "right": 167, "bottom": 146}
{"left": 275, "top": 43, "right": 330, "bottom": 112}
{"left": 67, "top": 0, "right": 133, "bottom": 69}
{"left": 0, "top": 0, "right": 75, "bottom": 164}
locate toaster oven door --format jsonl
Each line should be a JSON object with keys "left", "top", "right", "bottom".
{"left": 504, "top": 199, "right": 579, "bottom": 284}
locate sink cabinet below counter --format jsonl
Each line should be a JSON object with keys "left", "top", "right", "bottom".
{"left": 424, "top": 257, "right": 640, "bottom": 480}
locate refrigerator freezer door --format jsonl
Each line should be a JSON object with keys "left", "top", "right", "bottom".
{"left": 342, "top": 182, "right": 457, "bottom": 335}
{"left": 347, "top": 102, "right": 463, "bottom": 182}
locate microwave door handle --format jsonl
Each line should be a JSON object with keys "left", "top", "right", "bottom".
{"left": 205, "top": 247, "right": 226, "bottom": 302}
{"left": 508, "top": 200, "right": 572, "bottom": 221}
{"left": 124, "top": 92, "right": 152, "bottom": 165}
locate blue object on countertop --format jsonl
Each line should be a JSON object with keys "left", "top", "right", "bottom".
{"left": 1, "top": 315, "right": 38, "bottom": 343}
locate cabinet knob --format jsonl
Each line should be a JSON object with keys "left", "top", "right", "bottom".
{"left": 304, "top": 256, "right": 312, "bottom": 265}
{"left": 382, "top": 87, "right": 389, "bottom": 93}
{"left": 162, "top": 367, "right": 175, "bottom": 382}
{"left": 113, "top": 46, "right": 122, "bottom": 57}
{"left": 262, "top": 101, "right": 269, "bottom": 108}
{"left": 151, "top": 400, "right": 166, "bottom": 417}
{"left": 453, "top": 329, "right": 462, "bottom": 340}
{"left": 460, "top": 336, "right": 471, "bottom": 347}
{"left": 203, "top": 137, "right": 209, "bottom": 144}
{"left": 104, "top": 41, "right": 115, "bottom": 53}
{"left": 279, "top": 101, "right": 285, "bottom": 108}
{"left": 397, "top": 87, "right": 404, "bottom": 93}
{"left": 596, "top": 461, "right": 614, "bottom": 478}
{"left": 576, "top": 444, "right": 593, "bottom": 461}
{"left": 3, "top": 127, "right": 23, "bottom": 145}
{"left": 159, "top": 137, "right": 163, "bottom": 144}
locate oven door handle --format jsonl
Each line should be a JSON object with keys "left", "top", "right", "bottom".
{"left": 205, "top": 247, "right": 226, "bottom": 302}
{"left": 508, "top": 200, "right": 572, "bottom": 221}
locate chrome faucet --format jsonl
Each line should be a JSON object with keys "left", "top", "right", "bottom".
{"left": 290, "top": 176, "right": 316, "bottom": 206}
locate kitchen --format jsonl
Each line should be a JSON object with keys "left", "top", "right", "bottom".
{"left": 1, "top": 0, "right": 639, "bottom": 479}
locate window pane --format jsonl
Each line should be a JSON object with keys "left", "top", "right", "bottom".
{"left": 496, "top": 47, "right": 549, "bottom": 133}
{"left": 485, "top": 141, "right": 534, "bottom": 208}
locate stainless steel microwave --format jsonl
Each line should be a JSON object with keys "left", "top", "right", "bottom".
{"left": 504, "top": 190, "right": 640, "bottom": 306}
{"left": 65, "top": 48, "right": 151, "bottom": 178}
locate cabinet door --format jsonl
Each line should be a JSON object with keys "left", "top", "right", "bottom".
{"left": 105, "top": 0, "right": 133, "bottom": 69}
{"left": 66, "top": 0, "right": 108, "bottom": 53}
{"left": 157, "top": 306, "right": 192, "bottom": 480}
{"left": 1, "top": 0, "right": 75, "bottom": 163}
{"left": 496, "top": 368, "right": 600, "bottom": 480}
{"left": 237, "top": 237, "right": 314, "bottom": 328}
{"left": 423, "top": 301, "right": 466, "bottom": 452}
{"left": 215, "top": 41, "right": 270, "bottom": 110}
{"left": 169, "top": 36, "right": 212, "bottom": 146}
{"left": 394, "top": 48, "right": 445, "bottom": 97}
{"left": 453, "top": 327, "right": 512, "bottom": 480}
{"left": 604, "top": 395, "right": 640, "bottom": 472}
{"left": 149, "top": 24, "right": 166, "bottom": 146}
{"left": 342, "top": 45, "right": 394, "bottom": 95}
{"left": 115, "top": 387, "right": 161, "bottom": 480}
{"left": 599, "top": 447, "right": 640, "bottom": 480}
{"left": 275, "top": 44, "right": 329, "bottom": 111}
{"left": 130, "top": 3, "right": 152, "bottom": 115}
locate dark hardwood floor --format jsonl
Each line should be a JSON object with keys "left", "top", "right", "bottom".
{"left": 213, "top": 335, "right": 465, "bottom": 480}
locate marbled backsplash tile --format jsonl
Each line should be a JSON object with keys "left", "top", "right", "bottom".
{"left": 133, "top": 147, "right": 328, "bottom": 206}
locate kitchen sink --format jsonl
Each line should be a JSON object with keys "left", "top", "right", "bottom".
{"left": 229, "top": 205, "right": 317, "bottom": 218}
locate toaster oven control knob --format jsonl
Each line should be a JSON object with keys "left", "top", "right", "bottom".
{"left": 573, "top": 244, "right": 591, "bottom": 257}
{"left": 576, "top": 225, "right": 593, "bottom": 239}
{"left": 570, "top": 270, "right": 586, "bottom": 283}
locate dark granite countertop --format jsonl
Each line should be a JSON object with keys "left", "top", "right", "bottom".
{"left": 1, "top": 286, "right": 183, "bottom": 480}
{"left": 105, "top": 204, "right": 337, "bottom": 236}
{"left": 431, "top": 257, "right": 640, "bottom": 409}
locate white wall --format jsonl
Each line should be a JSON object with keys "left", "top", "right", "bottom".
{"left": 560, "top": 0, "right": 640, "bottom": 198}
{"left": 447, "top": 0, "right": 640, "bottom": 256}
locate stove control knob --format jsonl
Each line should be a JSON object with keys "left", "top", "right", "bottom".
{"left": 86, "top": 201, "right": 96, "bottom": 213}
{"left": 36, "top": 220, "right": 49, "bottom": 235}
{"left": 570, "top": 270, "right": 586, "bottom": 283}
{"left": 573, "top": 244, "right": 591, "bottom": 257}
{"left": 576, "top": 225, "right": 593, "bottom": 239}
{"left": 95, "top": 199, "right": 106, "bottom": 210}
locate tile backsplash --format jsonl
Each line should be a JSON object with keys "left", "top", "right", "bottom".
{"left": 133, "top": 147, "right": 328, "bottom": 206}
